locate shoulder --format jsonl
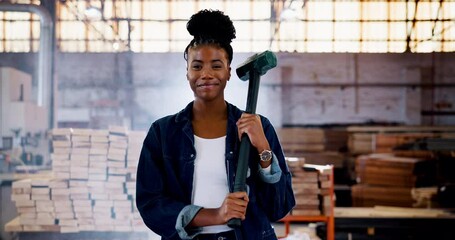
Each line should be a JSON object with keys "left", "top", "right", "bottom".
{"left": 147, "top": 104, "right": 191, "bottom": 139}
{"left": 149, "top": 114, "right": 174, "bottom": 132}
{"left": 226, "top": 101, "right": 243, "bottom": 120}
{"left": 150, "top": 102, "right": 192, "bottom": 130}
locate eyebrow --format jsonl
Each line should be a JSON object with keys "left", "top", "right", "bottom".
{"left": 191, "top": 59, "right": 224, "bottom": 64}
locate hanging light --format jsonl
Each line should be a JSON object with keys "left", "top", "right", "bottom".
{"left": 84, "top": 6, "right": 102, "bottom": 21}
{"left": 280, "top": 8, "right": 298, "bottom": 21}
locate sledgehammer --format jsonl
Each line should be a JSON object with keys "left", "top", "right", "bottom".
{"left": 227, "top": 50, "right": 277, "bottom": 228}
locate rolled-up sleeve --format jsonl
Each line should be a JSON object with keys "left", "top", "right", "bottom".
{"left": 175, "top": 205, "right": 203, "bottom": 239}
{"left": 257, "top": 153, "right": 282, "bottom": 184}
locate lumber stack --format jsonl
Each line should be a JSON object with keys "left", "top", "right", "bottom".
{"left": 317, "top": 164, "right": 333, "bottom": 216}
{"left": 352, "top": 153, "right": 436, "bottom": 207}
{"left": 10, "top": 178, "right": 60, "bottom": 232}
{"left": 375, "top": 133, "right": 436, "bottom": 153}
{"left": 411, "top": 187, "right": 438, "bottom": 208}
{"left": 297, "top": 152, "right": 345, "bottom": 168}
{"left": 347, "top": 126, "right": 455, "bottom": 155}
{"left": 286, "top": 158, "right": 333, "bottom": 216}
{"left": 324, "top": 128, "right": 348, "bottom": 152}
{"left": 277, "top": 128, "right": 325, "bottom": 156}
{"left": 276, "top": 128, "right": 348, "bottom": 170}
{"left": 10, "top": 127, "right": 148, "bottom": 233}
{"left": 348, "top": 133, "right": 374, "bottom": 154}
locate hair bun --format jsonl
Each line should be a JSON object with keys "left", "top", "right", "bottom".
{"left": 187, "top": 9, "right": 236, "bottom": 44}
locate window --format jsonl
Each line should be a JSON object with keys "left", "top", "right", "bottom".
{"left": 1, "top": 0, "right": 454, "bottom": 53}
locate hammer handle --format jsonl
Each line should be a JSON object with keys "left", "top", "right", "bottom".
{"left": 227, "top": 70, "right": 260, "bottom": 228}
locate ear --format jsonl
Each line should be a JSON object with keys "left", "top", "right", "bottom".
{"left": 228, "top": 66, "right": 231, "bottom": 81}
{"left": 186, "top": 72, "right": 189, "bottom": 80}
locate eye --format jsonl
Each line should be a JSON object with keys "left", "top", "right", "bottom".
{"left": 212, "top": 64, "right": 223, "bottom": 69}
{"left": 191, "top": 64, "right": 202, "bottom": 70}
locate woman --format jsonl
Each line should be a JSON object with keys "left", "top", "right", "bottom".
{"left": 136, "top": 9, "right": 295, "bottom": 240}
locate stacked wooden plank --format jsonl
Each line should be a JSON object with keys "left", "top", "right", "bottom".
{"left": 375, "top": 133, "right": 436, "bottom": 153}
{"left": 10, "top": 178, "right": 60, "bottom": 232}
{"left": 324, "top": 128, "right": 348, "bottom": 152}
{"left": 276, "top": 127, "right": 347, "bottom": 168}
{"left": 277, "top": 128, "right": 325, "bottom": 157}
{"left": 286, "top": 158, "right": 333, "bottom": 216}
{"left": 352, "top": 153, "right": 436, "bottom": 207}
{"left": 317, "top": 165, "right": 333, "bottom": 216}
{"left": 348, "top": 133, "right": 374, "bottom": 154}
{"left": 10, "top": 127, "right": 148, "bottom": 233}
{"left": 127, "top": 130, "right": 147, "bottom": 231}
{"left": 297, "top": 152, "right": 345, "bottom": 168}
{"left": 347, "top": 126, "right": 455, "bottom": 156}
{"left": 411, "top": 187, "right": 438, "bottom": 208}
{"left": 51, "top": 128, "right": 72, "bottom": 180}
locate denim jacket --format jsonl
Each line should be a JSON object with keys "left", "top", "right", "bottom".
{"left": 136, "top": 101, "right": 295, "bottom": 240}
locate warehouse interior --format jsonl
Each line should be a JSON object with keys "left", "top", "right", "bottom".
{"left": 1, "top": 0, "right": 455, "bottom": 239}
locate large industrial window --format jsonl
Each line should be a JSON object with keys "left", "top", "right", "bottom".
{"left": 1, "top": 0, "right": 454, "bottom": 53}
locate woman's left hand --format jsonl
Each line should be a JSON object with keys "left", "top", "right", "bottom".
{"left": 236, "top": 113, "right": 270, "bottom": 153}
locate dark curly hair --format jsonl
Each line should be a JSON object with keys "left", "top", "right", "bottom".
{"left": 184, "top": 9, "right": 236, "bottom": 64}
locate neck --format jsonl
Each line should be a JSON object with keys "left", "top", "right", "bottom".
{"left": 192, "top": 99, "right": 227, "bottom": 121}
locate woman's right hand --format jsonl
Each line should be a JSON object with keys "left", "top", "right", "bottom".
{"left": 218, "top": 192, "right": 249, "bottom": 223}
{"left": 189, "top": 192, "right": 250, "bottom": 227}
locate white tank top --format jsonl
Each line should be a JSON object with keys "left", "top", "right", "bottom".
{"left": 192, "top": 135, "right": 233, "bottom": 233}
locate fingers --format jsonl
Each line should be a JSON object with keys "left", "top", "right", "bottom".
{"left": 228, "top": 191, "right": 249, "bottom": 203}
{"left": 236, "top": 113, "right": 269, "bottom": 151}
{"left": 237, "top": 113, "right": 259, "bottom": 127}
{"left": 236, "top": 113, "right": 261, "bottom": 138}
{"left": 219, "top": 192, "right": 249, "bottom": 222}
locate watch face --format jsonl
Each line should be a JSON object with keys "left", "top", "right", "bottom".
{"left": 260, "top": 150, "right": 272, "bottom": 161}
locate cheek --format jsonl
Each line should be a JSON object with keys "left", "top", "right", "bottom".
{"left": 186, "top": 72, "right": 195, "bottom": 81}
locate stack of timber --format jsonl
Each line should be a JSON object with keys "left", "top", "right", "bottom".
{"left": 126, "top": 130, "right": 147, "bottom": 229}
{"left": 10, "top": 178, "right": 60, "bottom": 232}
{"left": 411, "top": 187, "right": 439, "bottom": 208}
{"left": 323, "top": 128, "right": 348, "bottom": 152}
{"left": 277, "top": 127, "right": 348, "bottom": 169}
{"left": 287, "top": 158, "right": 333, "bottom": 216}
{"left": 352, "top": 153, "right": 436, "bottom": 207}
{"left": 348, "top": 133, "right": 374, "bottom": 155}
{"left": 297, "top": 152, "right": 345, "bottom": 169}
{"left": 347, "top": 126, "right": 455, "bottom": 155}
{"left": 9, "top": 127, "right": 148, "bottom": 233}
{"left": 277, "top": 128, "right": 325, "bottom": 156}
{"left": 375, "top": 133, "right": 436, "bottom": 153}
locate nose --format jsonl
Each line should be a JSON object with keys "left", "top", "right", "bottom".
{"left": 201, "top": 67, "right": 213, "bottom": 79}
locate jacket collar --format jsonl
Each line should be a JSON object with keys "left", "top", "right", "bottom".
{"left": 174, "top": 101, "right": 193, "bottom": 123}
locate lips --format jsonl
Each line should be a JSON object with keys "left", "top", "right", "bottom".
{"left": 197, "top": 82, "right": 219, "bottom": 88}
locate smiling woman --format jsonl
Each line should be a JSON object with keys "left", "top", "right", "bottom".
{"left": 135, "top": 9, "right": 295, "bottom": 240}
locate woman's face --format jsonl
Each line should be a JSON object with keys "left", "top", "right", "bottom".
{"left": 186, "top": 45, "right": 231, "bottom": 102}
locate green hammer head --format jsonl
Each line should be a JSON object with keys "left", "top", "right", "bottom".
{"left": 236, "top": 50, "right": 277, "bottom": 81}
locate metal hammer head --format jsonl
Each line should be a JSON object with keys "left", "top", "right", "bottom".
{"left": 236, "top": 50, "right": 277, "bottom": 81}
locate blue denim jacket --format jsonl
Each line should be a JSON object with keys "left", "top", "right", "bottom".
{"left": 136, "top": 101, "right": 295, "bottom": 240}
